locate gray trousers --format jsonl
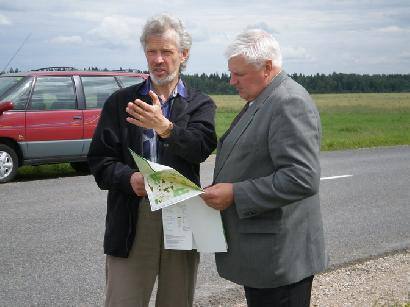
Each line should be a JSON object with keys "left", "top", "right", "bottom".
{"left": 105, "top": 198, "right": 199, "bottom": 307}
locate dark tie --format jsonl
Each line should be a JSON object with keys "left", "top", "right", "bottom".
{"left": 219, "top": 102, "right": 250, "bottom": 144}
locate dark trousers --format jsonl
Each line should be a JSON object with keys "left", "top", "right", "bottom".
{"left": 244, "top": 275, "right": 314, "bottom": 307}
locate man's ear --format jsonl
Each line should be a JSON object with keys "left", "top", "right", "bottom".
{"left": 264, "top": 60, "right": 273, "bottom": 76}
{"left": 181, "top": 49, "right": 189, "bottom": 62}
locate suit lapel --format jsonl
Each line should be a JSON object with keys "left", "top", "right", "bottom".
{"left": 214, "top": 100, "right": 260, "bottom": 180}
{"left": 214, "top": 71, "right": 288, "bottom": 181}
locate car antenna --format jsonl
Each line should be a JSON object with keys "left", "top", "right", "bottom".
{"left": 1, "top": 33, "right": 32, "bottom": 73}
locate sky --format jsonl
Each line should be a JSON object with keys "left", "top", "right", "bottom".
{"left": 0, "top": 0, "right": 409, "bottom": 75}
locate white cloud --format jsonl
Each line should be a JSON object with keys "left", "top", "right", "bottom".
{"left": 245, "top": 22, "right": 279, "bottom": 34}
{"left": 399, "top": 52, "right": 410, "bottom": 61}
{"left": 184, "top": 20, "right": 210, "bottom": 43}
{"left": 85, "top": 15, "right": 143, "bottom": 49}
{"left": 191, "top": 29, "right": 210, "bottom": 43}
{"left": 72, "top": 12, "right": 103, "bottom": 23}
{"left": 49, "top": 35, "right": 83, "bottom": 44}
{"left": 282, "top": 46, "right": 314, "bottom": 62}
{"left": 377, "top": 25, "right": 410, "bottom": 33}
{"left": 0, "top": 14, "right": 11, "bottom": 25}
{"left": 1, "top": 0, "right": 409, "bottom": 74}
{"left": 349, "top": 54, "right": 408, "bottom": 66}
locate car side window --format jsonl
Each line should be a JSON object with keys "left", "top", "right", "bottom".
{"left": 117, "top": 76, "right": 145, "bottom": 88}
{"left": 30, "top": 77, "right": 76, "bottom": 111}
{"left": 81, "top": 77, "right": 120, "bottom": 109}
{"left": 0, "top": 77, "right": 33, "bottom": 110}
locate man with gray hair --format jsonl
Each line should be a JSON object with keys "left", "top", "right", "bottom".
{"left": 88, "top": 13, "right": 217, "bottom": 306}
{"left": 201, "top": 29, "right": 326, "bottom": 306}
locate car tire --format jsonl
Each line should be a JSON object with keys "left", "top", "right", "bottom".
{"left": 70, "top": 161, "right": 90, "bottom": 173}
{"left": 0, "top": 144, "right": 19, "bottom": 183}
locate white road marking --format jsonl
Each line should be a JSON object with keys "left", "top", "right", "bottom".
{"left": 320, "top": 174, "right": 353, "bottom": 181}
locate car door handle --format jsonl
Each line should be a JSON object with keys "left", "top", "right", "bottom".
{"left": 73, "top": 115, "right": 82, "bottom": 120}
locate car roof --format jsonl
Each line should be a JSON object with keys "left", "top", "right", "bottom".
{"left": 1, "top": 70, "right": 148, "bottom": 78}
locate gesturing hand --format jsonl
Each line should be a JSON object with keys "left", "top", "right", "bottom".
{"left": 126, "top": 90, "right": 170, "bottom": 135}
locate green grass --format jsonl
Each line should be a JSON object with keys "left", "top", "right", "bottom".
{"left": 212, "top": 93, "right": 410, "bottom": 151}
{"left": 16, "top": 163, "right": 77, "bottom": 180}
{"left": 212, "top": 94, "right": 249, "bottom": 139}
{"left": 15, "top": 93, "right": 410, "bottom": 180}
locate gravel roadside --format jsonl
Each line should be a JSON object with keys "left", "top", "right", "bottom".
{"left": 194, "top": 249, "right": 409, "bottom": 307}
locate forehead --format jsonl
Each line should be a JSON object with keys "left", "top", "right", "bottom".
{"left": 145, "top": 30, "right": 179, "bottom": 50}
{"left": 228, "top": 55, "right": 256, "bottom": 73}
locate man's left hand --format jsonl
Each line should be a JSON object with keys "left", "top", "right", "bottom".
{"left": 126, "top": 90, "right": 170, "bottom": 134}
{"left": 201, "top": 183, "right": 234, "bottom": 211}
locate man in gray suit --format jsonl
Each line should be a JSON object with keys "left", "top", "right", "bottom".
{"left": 201, "top": 29, "right": 327, "bottom": 306}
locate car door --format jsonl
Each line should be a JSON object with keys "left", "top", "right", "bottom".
{"left": 0, "top": 77, "right": 33, "bottom": 143}
{"left": 25, "top": 76, "right": 84, "bottom": 160}
{"left": 80, "top": 76, "right": 121, "bottom": 154}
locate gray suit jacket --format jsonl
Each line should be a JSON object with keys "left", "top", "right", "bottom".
{"left": 214, "top": 71, "right": 327, "bottom": 288}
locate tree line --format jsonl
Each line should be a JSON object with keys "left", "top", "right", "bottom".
{"left": 3, "top": 67, "right": 410, "bottom": 94}
{"left": 182, "top": 72, "right": 410, "bottom": 94}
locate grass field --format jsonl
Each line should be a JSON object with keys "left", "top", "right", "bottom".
{"left": 212, "top": 93, "right": 410, "bottom": 151}
{"left": 16, "top": 93, "right": 410, "bottom": 179}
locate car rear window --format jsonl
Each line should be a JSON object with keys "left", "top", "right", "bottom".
{"left": 81, "top": 76, "right": 120, "bottom": 109}
{"left": 30, "top": 76, "right": 76, "bottom": 110}
{"left": 0, "top": 76, "right": 25, "bottom": 98}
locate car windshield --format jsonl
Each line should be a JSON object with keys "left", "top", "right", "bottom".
{"left": 0, "top": 76, "right": 25, "bottom": 98}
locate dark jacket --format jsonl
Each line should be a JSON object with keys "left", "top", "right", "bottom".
{"left": 87, "top": 80, "right": 217, "bottom": 257}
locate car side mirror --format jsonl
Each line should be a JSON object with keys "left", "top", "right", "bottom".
{"left": 0, "top": 101, "right": 14, "bottom": 115}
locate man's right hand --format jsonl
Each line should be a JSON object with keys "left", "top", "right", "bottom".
{"left": 130, "top": 172, "right": 147, "bottom": 196}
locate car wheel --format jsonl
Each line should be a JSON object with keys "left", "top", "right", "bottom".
{"left": 70, "top": 162, "right": 90, "bottom": 173}
{"left": 0, "top": 144, "right": 19, "bottom": 183}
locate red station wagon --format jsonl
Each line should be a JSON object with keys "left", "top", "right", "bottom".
{"left": 0, "top": 68, "right": 147, "bottom": 183}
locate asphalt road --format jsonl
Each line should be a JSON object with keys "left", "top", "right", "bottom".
{"left": 0, "top": 146, "right": 409, "bottom": 306}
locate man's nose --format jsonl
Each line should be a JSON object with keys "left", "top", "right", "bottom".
{"left": 230, "top": 75, "right": 237, "bottom": 85}
{"left": 153, "top": 53, "right": 164, "bottom": 63}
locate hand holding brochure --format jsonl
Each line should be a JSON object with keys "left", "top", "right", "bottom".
{"left": 130, "top": 149, "right": 227, "bottom": 252}
{"left": 130, "top": 150, "right": 203, "bottom": 211}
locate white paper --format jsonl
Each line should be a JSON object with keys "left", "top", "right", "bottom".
{"left": 162, "top": 203, "right": 193, "bottom": 250}
{"left": 129, "top": 149, "right": 227, "bottom": 252}
{"left": 183, "top": 196, "right": 227, "bottom": 252}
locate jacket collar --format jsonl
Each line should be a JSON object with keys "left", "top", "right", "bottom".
{"left": 250, "top": 70, "right": 287, "bottom": 108}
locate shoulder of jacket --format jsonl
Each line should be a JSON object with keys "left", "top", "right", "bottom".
{"left": 181, "top": 83, "right": 211, "bottom": 102}
{"left": 115, "top": 81, "right": 146, "bottom": 98}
